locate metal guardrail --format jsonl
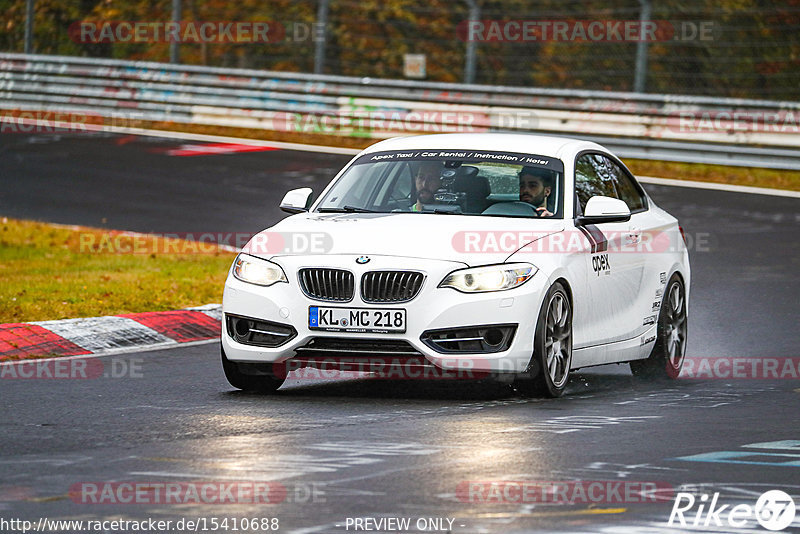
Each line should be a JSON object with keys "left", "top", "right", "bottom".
{"left": 2, "top": 53, "right": 799, "bottom": 170}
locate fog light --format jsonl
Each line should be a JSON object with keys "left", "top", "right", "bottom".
{"left": 484, "top": 328, "right": 504, "bottom": 347}
{"left": 421, "top": 324, "right": 517, "bottom": 354}
{"left": 234, "top": 318, "right": 251, "bottom": 337}
{"left": 225, "top": 314, "right": 297, "bottom": 348}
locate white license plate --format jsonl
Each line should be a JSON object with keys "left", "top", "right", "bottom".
{"left": 309, "top": 306, "right": 406, "bottom": 333}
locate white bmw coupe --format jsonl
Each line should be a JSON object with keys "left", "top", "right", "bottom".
{"left": 221, "top": 133, "right": 690, "bottom": 396}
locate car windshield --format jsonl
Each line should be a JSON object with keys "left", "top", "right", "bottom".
{"left": 315, "top": 149, "right": 565, "bottom": 218}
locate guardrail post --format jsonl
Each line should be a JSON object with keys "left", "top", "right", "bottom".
{"left": 634, "top": 0, "right": 651, "bottom": 93}
{"left": 170, "top": 0, "right": 182, "bottom": 64}
{"left": 24, "top": 0, "right": 34, "bottom": 54}
{"left": 314, "top": 0, "right": 330, "bottom": 74}
{"left": 464, "top": 0, "right": 479, "bottom": 84}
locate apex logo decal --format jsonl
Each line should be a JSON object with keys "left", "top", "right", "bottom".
{"left": 592, "top": 253, "right": 611, "bottom": 276}
{"left": 652, "top": 300, "right": 662, "bottom": 311}
{"left": 643, "top": 315, "right": 657, "bottom": 326}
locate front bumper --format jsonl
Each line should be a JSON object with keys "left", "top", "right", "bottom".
{"left": 221, "top": 255, "right": 550, "bottom": 374}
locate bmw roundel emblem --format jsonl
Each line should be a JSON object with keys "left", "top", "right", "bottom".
{"left": 356, "top": 256, "right": 370, "bottom": 264}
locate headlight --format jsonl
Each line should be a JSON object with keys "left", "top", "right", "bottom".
{"left": 232, "top": 254, "right": 287, "bottom": 286}
{"left": 439, "top": 263, "right": 537, "bottom": 293}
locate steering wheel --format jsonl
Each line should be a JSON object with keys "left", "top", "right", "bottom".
{"left": 533, "top": 206, "right": 549, "bottom": 217}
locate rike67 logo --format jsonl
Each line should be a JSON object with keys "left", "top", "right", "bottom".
{"left": 669, "top": 490, "right": 796, "bottom": 531}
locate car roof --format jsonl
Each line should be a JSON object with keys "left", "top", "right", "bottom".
{"left": 360, "top": 133, "right": 608, "bottom": 159}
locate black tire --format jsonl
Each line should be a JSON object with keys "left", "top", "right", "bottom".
{"left": 630, "top": 274, "right": 687, "bottom": 379}
{"left": 514, "top": 282, "right": 573, "bottom": 398}
{"left": 221, "top": 346, "right": 284, "bottom": 393}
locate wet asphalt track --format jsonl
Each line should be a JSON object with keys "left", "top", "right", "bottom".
{"left": 1, "top": 131, "right": 799, "bottom": 533}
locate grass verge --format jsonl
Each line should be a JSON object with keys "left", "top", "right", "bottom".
{"left": 625, "top": 159, "right": 800, "bottom": 191}
{"left": 0, "top": 218, "right": 235, "bottom": 323}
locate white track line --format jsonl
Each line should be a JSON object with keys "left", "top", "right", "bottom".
{"left": 0, "top": 116, "right": 361, "bottom": 155}
{"left": 66, "top": 124, "right": 800, "bottom": 198}
{"left": 3, "top": 117, "right": 798, "bottom": 196}
{"left": 638, "top": 175, "right": 800, "bottom": 198}
{"left": 109, "top": 126, "right": 362, "bottom": 155}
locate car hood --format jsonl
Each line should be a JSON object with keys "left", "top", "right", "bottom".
{"left": 243, "top": 213, "right": 565, "bottom": 266}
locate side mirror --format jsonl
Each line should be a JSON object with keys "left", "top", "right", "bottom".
{"left": 576, "top": 196, "right": 631, "bottom": 225}
{"left": 280, "top": 188, "right": 314, "bottom": 214}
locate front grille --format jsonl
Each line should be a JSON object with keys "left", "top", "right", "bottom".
{"left": 294, "top": 337, "right": 423, "bottom": 358}
{"left": 286, "top": 337, "right": 436, "bottom": 375}
{"left": 361, "top": 271, "right": 424, "bottom": 303}
{"left": 299, "top": 268, "right": 354, "bottom": 302}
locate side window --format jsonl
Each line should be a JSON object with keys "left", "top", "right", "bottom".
{"left": 606, "top": 159, "right": 646, "bottom": 212}
{"left": 575, "top": 153, "right": 646, "bottom": 213}
{"left": 575, "top": 154, "right": 617, "bottom": 212}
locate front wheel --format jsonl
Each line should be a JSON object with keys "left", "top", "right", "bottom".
{"left": 514, "top": 282, "right": 573, "bottom": 398}
{"left": 630, "top": 274, "right": 688, "bottom": 379}
{"left": 221, "top": 345, "right": 285, "bottom": 393}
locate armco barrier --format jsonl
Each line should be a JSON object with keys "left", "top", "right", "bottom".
{"left": 1, "top": 53, "right": 799, "bottom": 169}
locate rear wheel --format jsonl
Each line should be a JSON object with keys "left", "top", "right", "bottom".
{"left": 514, "top": 282, "right": 573, "bottom": 397}
{"left": 630, "top": 275, "right": 687, "bottom": 379}
{"left": 221, "top": 346, "right": 284, "bottom": 393}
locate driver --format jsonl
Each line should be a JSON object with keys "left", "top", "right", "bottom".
{"left": 519, "top": 166, "right": 555, "bottom": 217}
{"left": 411, "top": 161, "right": 444, "bottom": 211}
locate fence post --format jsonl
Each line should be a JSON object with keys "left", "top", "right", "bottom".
{"left": 170, "top": 0, "right": 181, "bottom": 64}
{"left": 464, "top": 0, "right": 479, "bottom": 84}
{"left": 24, "top": 0, "right": 34, "bottom": 54}
{"left": 634, "top": 0, "right": 651, "bottom": 93}
{"left": 314, "top": 0, "right": 330, "bottom": 74}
